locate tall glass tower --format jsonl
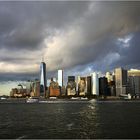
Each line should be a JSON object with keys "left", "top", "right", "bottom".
{"left": 58, "top": 69, "right": 63, "bottom": 87}
{"left": 91, "top": 72, "right": 99, "bottom": 96}
{"left": 40, "top": 61, "right": 47, "bottom": 97}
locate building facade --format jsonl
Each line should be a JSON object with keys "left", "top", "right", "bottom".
{"left": 128, "top": 69, "right": 140, "bottom": 96}
{"left": 87, "top": 76, "right": 91, "bottom": 96}
{"left": 115, "top": 67, "right": 128, "bottom": 96}
{"left": 40, "top": 62, "right": 47, "bottom": 97}
{"left": 49, "top": 78, "right": 60, "bottom": 97}
{"left": 67, "top": 76, "right": 76, "bottom": 96}
{"left": 58, "top": 70, "right": 63, "bottom": 87}
{"left": 91, "top": 72, "right": 99, "bottom": 96}
{"left": 78, "top": 77, "right": 87, "bottom": 96}
{"left": 99, "top": 77, "right": 109, "bottom": 96}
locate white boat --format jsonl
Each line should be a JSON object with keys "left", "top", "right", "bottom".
{"left": 0, "top": 97, "right": 7, "bottom": 100}
{"left": 80, "top": 97, "right": 88, "bottom": 100}
{"left": 49, "top": 97, "right": 57, "bottom": 100}
{"left": 71, "top": 97, "right": 80, "bottom": 100}
{"left": 120, "top": 94, "right": 131, "bottom": 100}
{"left": 26, "top": 97, "right": 39, "bottom": 103}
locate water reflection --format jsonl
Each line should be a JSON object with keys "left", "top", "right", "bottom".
{"left": 0, "top": 102, "right": 140, "bottom": 139}
{"left": 75, "top": 101, "right": 100, "bottom": 138}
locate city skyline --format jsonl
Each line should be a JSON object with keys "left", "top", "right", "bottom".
{"left": 1, "top": 64, "right": 140, "bottom": 96}
{"left": 1, "top": 2, "right": 140, "bottom": 139}
{"left": 0, "top": 1, "right": 140, "bottom": 95}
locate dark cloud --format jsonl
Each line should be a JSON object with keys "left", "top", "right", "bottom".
{"left": 0, "top": 1, "right": 89, "bottom": 50}
{"left": 0, "top": 1, "right": 140, "bottom": 82}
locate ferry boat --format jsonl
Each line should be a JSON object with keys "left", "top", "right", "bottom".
{"left": 0, "top": 97, "right": 7, "bottom": 100}
{"left": 71, "top": 97, "right": 80, "bottom": 100}
{"left": 119, "top": 94, "right": 131, "bottom": 100}
{"left": 26, "top": 97, "right": 39, "bottom": 103}
{"left": 80, "top": 97, "right": 88, "bottom": 100}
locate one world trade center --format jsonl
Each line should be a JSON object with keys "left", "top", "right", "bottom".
{"left": 40, "top": 61, "right": 47, "bottom": 97}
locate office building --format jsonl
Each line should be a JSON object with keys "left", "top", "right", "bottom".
{"left": 58, "top": 70, "right": 63, "bottom": 87}
{"left": 68, "top": 76, "right": 75, "bottom": 82}
{"left": 61, "top": 86, "right": 66, "bottom": 96}
{"left": 128, "top": 69, "right": 140, "bottom": 76}
{"left": 10, "top": 84, "right": 27, "bottom": 98}
{"left": 47, "top": 79, "right": 51, "bottom": 87}
{"left": 87, "top": 76, "right": 92, "bottom": 96}
{"left": 128, "top": 69, "right": 140, "bottom": 96}
{"left": 115, "top": 67, "right": 128, "bottom": 96}
{"left": 25, "top": 80, "right": 32, "bottom": 96}
{"left": 30, "top": 80, "right": 40, "bottom": 97}
{"left": 49, "top": 78, "right": 60, "bottom": 97}
{"left": 91, "top": 72, "right": 99, "bottom": 96}
{"left": 99, "top": 77, "right": 109, "bottom": 96}
{"left": 40, "top": 61, "right": 47, "bottom": 97}
{"left": 78, "top": 77, "right": 87, "bottom": 96}
{"left": 106, "top": 72, "right": 113, "bottom": 83}
{"left": 34, "top": 80, "right": 40, "bottom": 97}
{"left": 108, "top": 81, "right": 116, "bottom": 96}
{"left": 67, "top": 76, "right": 76, "bottom": 96}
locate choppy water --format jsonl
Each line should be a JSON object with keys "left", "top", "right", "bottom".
{"left": 0, "top": 100, "right": 140, "bottom": 139}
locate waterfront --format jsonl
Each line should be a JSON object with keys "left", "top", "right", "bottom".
{"left": 0, "top": 101, "right": 140, "bottom": 139}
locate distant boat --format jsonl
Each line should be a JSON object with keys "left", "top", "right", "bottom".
{"left": 71, "top": 97, "right": 80, "bottom": 100}
{"left": 80, "top": 97, "right": 88, "bottom": 100}
{"left": 119, "top": 94, "right": 131, "bottom": 100}
{"left": 49, "top": 97, "right": 57, "bottom": 100}
{"left": 26, "top": 97, "right": 39, "bottom": 103}
{"left": 0, "top": 97, "right": 7, "bottom": 100}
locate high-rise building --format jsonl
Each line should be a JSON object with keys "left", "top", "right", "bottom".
{"left": 49, "top": 78, "right": 60, "bottom": 97}
{"left": 106, "top": 72, "right": 113, "bottom": 83}
{"left": 78, "top": 77, "right": 87, "bottom": 96}
{"left": 115, "top": 67, "right": 128, "bottom": 96}
{"left": 128, "top": 69, "right": 140, "bottom": 77}
{"left": 91, "top": 72, "right": 99, "bottom": 96}
{"left": 40, "top": 61, "right": 47, "bottom": 97}
{"left": 25, "top": 80, "right": 32, "bottom": 96}
{"left": 67, "top": 76, "right": 76, "bottom": 96}
{"left": 68, "top": 76, "right": 75, "bottom": 82}
{"left": 47, "top": 79, "right": 51, "bottom": 87}
{"left": 128, "top": 69, "right": 140, "bottom": 96}
{"left": 99, "top": 77, "right": 109, "bottom": 96}
{"left": 58, "top": 70, "right": 63, "bottom": 87}
{"left": 30, "top": 80, "right": 40, "bottom": 97}
{"left": 87, "top": 76, "right": 92, "bottom": 96}
{"left": 108, "top": 81, "right": 116, "bottom": 96}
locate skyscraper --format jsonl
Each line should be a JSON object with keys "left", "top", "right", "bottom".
{"left": 106, "top": 72, "right": 113, "bottom": 83}
{"left": 40, "top": 61, "right": 47, "bottom": 97}
{"left": 87, "top": 76, "right": 91, "bottom": 96}
{"left": 115, "top": 67, "right": 128, "bottom": 96}
{"left": 99, "top": 77, "right": 109, "bottom": 96}
{"left": 49, "top": 78, "right": 60, "bottom": 97}
{"left": 78, "top": 77, "right": 87, "bottom": 96}
{"left": 58, "top": 70, "right": 63, "bottom": 87}
{"left": 68, "top": 76, "right": 75, "bottom": 82}
{"left": 67, "top": 76, "right": 76, "bottom": 96}
{"left": 128, "top": 69, "right": 140, "bottom": 96}
{"left": 91, "top": 72, "right": 99, "bottom": 96}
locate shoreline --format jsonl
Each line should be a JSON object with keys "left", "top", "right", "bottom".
{"left": 1, "top": 97, "right": 140, "bottom": 104}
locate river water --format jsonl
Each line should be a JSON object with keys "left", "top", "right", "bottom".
{"left": 0, "top": 100, "right": 140, "bottom": 139}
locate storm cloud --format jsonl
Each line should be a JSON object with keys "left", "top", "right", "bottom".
{"left": 0, "top": 1, "right": 140, "bottom": 81}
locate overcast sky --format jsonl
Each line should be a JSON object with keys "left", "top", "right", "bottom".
{"left": 0, "top": 1, "right": 140, "bottom": 87}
